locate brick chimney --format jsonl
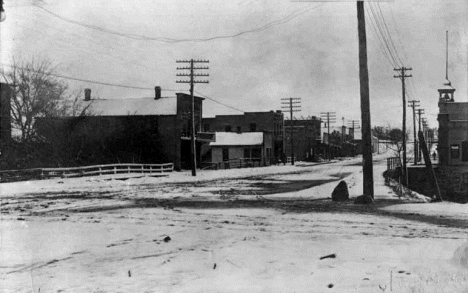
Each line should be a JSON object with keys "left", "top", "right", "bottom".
{"left": 84, "top": 88, "right": 91, "bottom": 101}
{"left": 155, "top": 86, "right": 161, "bottom": 100}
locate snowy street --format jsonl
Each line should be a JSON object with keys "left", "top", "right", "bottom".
{"left": 1, "top": 149, "right": 468, "bottom": 292}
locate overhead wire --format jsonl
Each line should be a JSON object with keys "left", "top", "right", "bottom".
{"left": 375, "top": 2, "right": 403, "bottom": 67}
{"left": 12, "top": 21, "right": 159, "bottom": 74}
{"left": 194, "top": 90, "right": 245, "bottom": 113}
{"left": 0, "top": 63, "right": 248, "bottom": 114}
{"left": 367, "top": 3, "right": 399, "bottom": 68}
{"left": 365, "top": 4, "right": 396, "bottom": 68}
{"left": 1, "top": 63, "right": 154, "bottom": 90}
{"left": 34, "top": 3, "right": 325, "bottom": 43}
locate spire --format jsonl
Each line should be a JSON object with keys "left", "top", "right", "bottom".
{"left": 444, "top": 30, "right": 451, "bottom": 86}
{"left": 438, "top": 31, "right": 455, "bottom": 102}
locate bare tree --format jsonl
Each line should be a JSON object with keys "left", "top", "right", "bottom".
{"left": 1, "top": 58, "right": 85, "bottom": 142}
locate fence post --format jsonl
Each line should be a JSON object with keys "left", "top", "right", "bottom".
{"left": 114, "top": 166, "right": 117, "bottom": 175}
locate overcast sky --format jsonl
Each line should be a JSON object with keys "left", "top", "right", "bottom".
{"left": 1, "top": 0, "right": 467, "bottom": 132}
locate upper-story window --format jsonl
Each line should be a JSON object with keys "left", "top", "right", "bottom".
{"left": 250, "top": 123, "right": 257, "bottom": 132}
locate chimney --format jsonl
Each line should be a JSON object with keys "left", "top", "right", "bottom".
{"left": 84, "top": 88, "right": 91, "bottom": 101}
{"left": 155, "top": 86, "right": 161, "bottom": 100}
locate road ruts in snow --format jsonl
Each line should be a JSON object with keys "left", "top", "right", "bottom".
{"left": 1, "top": 150, "right": 468, "bottom": 292}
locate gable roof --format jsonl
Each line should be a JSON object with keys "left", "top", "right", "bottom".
{"left": 210, "top": 132, "right": 264, "bottom": 146}
{"left": 82, "top": 97, "right": 178, "bottom": 116}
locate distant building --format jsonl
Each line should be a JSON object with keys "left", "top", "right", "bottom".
{"left": 202, "top": 111, "right": 284, "bottom": 163}
{"left": 437, "top": 80, "right": 468, "bottom": 166}
{"left": 36, "top": 87, "right": 214, "bottom": 170}
{"left": 284, "top": 117, "right": 321, "bottom": 161}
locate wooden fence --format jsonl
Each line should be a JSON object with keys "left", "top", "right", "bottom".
{"left": 387, "top": 157, "right": 401, "bottom": 171}
{"left": 202, "top": 158, "right": 267, "bottom": 170}
{"left": 0, "top": 163, "right": 173, "bottom": 182}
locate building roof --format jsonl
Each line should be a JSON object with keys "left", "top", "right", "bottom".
{"left": 438, "top": 79, "right": 456, "bottom": 92}
{"left": 210, "top": 132, "right": 264, "bottom": 146}
{"left": 81, "top": 97, "right": 178, "bottom": 116}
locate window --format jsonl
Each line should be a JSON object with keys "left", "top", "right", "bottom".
{"left": 250, "top": 123, "right": 257, "bottom": 132}
{"left": 225, "top": 125, "right": 232, "bottom": 132}
{"left": 450, "top": 144, "right": 460, "bottom": 159}
{"left": 237, "top": 126, "right": 242, "bottom": 133}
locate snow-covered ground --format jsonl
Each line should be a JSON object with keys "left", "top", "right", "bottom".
{"left": 1, "top": 147, "right": 467, "bottom": 293}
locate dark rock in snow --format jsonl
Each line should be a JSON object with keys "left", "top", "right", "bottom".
{"left": 163, "top": 236, "right": 171, "bottom": 242}
{"left": 328, "top": 283, "right": 334, "bottom": 288}
{"left": 319, "top": 253, "right": 336, "bottom": 260}
{"left": 354, "top": 195, "right": 374, "bottom": 204}
{"left": 331, "top": 180, "right": 349, "bottom": 202}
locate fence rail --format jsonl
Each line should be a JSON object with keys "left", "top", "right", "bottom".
{"left": 0, "top": 163, "right": 174, "bottom": 182}
{"left": 202, "top": 158, "right": 267, "bottom": 170}
{"left": 387, "top": 157, "right": 401, "bottom": 171}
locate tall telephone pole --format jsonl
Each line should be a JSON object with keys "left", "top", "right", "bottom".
{"left": 357, "top": 1, "right": 374, "bottom": 198}
{"left": 394, "top": 67, "right": 412, "bottom": 185}
{"left": 408, "top": 100, "right": 420, "bottom": 165}
{"left": 176, "top": 59, "right": 209, "bottom": 176}
{"left": 347, "top": 120, "right": 360, "bottom": 141}
{"left": 281, "top": 98, "right": 301, "bottom": 165}
{"left": 422, "top": 118, "right": 428, "bottom": 143}
{"left": 416, "top": 108, "right": 424, "bottom": 162}
{"left": 347, "top": 120, "right": 360, "bottom": 157}
{"left": 320, "top": 112, "right": 336, "bottom": 161}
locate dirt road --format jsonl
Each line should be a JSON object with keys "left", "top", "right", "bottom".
{"left": 1, "top": 152, "right": 468, "bottom": 292}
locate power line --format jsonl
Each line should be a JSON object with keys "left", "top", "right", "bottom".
{"left": 0, "top": 63, "right": 154, "bottom": 90}
{"left": 35, "top": 3, "right": 324, "bottom": 43}
{"left": 365, "top": 5, "right": 396, "bottom": 68}
{"left": 375, "top": 3, "right": 403, "bottom": 66}
{"left": 386, "top": 3, "right": 409, "bottom": 63}
{"left": 0, "top": 63, "right": 247, "bottom": 114}
{"left": 367, "top": 3, "right": 398, "bottom": 67}
{"left": 13, "top": 20, "right": 158, "bottom": 73}
{"left": 194, "top": 90, "right": 245, "bottom": 113}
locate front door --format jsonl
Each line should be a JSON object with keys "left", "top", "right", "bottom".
{"left": 222, "top": 148, "right": 229, "bottom": 161}
{"left": 462, "top": 141, "right": 468, "bottom": 162}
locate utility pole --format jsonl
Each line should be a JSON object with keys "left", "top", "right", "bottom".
{"left": 320, "top": 112, "right": 336, "bottom": 161}
{"left": 281, "top": 98, "right": 301, "bottom": 165}
{"left": 408, "top": 100, "right": 420, "bottom": 165}
{"left": 394, "top": 66, "right": 412, "bottom": 185}
{"left": 176, "top": 59, "right": 209, "bottom": 176}
{"left": 347, "top": 120, "right": 360, "bottom": 157}
{"left": 341, "top": 117, "right": 345, "bottom": 146}
{"left": 422, "top": 118, "right": 428, "bottom": 142}
{"left": 357, "top": 1, "right": 374, "bottom": 198}
{"left": 416, "top": 108, "right": 424, "bottom": 162}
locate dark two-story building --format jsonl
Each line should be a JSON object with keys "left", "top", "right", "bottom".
{"left": 36, "top": 87, "right": 213, "bottom": 170}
